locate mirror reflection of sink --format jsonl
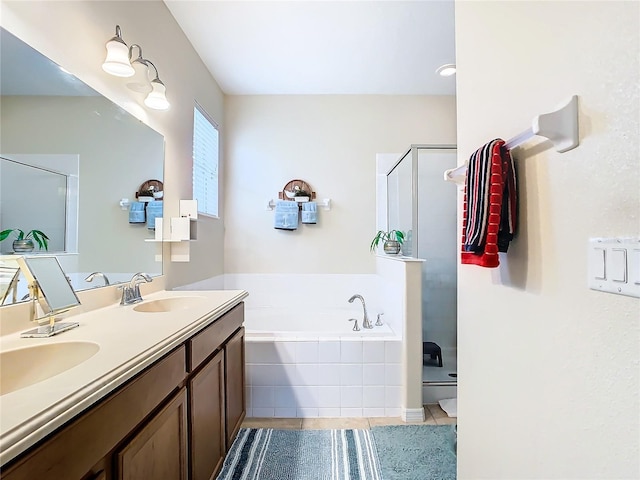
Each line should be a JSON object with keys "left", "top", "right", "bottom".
{"left": 0, "top": 341, "right": 100, "bottom": 396}
{"left": 132, "top": 296, "right": 205, "bottom": 313}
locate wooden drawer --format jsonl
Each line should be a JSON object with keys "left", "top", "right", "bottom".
{"left": 189, "top": 303, "right": 244, "bottom": 371}
{"left": 2, "top": 346, "right": 186, "bottom": 480}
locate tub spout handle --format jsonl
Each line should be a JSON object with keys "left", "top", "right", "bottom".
{"left": 348, "top": 294, "right": 372, "bottom": 329}
{"left": 349, "top": 318, "right": 360, "bottom": 331}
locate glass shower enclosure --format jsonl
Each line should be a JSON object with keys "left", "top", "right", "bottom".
{"left": 386, "top": 145, "right": 458, "bottom": 388}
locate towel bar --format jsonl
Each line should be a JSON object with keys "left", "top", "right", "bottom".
{"left": 444, "top": 95, "right": 579, "bottom": 186}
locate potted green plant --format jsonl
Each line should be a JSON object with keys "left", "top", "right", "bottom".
{"left": 0, "top": 228, "right": 50, "bottom": 253}
{"left": 370, "top": 230, "right": 405, "bottom": 255}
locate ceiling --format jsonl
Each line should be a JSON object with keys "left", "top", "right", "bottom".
{"left": 165, "top": 0, "right": 456, "bottom": 96}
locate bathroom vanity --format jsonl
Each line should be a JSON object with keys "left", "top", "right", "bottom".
{"left": 0, "top": 22, "right": 248, "bottom": 479}
{"left": 0, "top": 289, "right": 248, "bottom": 480}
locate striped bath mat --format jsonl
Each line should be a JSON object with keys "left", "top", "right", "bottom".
{"left": 216, "top": 428, "right": 382, "bottom": 480}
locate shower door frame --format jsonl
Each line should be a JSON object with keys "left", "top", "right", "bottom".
{"left": 385, "top": 144, "right": 457, "bottom": 259}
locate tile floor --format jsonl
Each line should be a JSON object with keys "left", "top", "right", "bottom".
{"left": 241, "top": 404, "right": 456, "bottom": 430}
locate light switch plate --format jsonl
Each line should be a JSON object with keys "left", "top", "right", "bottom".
{"left": 588, "top": 237, "right": 640, "bottom": 298}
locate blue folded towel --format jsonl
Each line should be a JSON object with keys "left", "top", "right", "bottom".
{"left": 129, "top": 202, "right": 145, "bottom": 224}
{"left": 301, "top": 201, "right": 317, "bottom": 224}
{"left": 146, "top": 201, "right": 163, "bottom": 230}
{"left": 274, "top": 200, "right": 298, "bottom": 230}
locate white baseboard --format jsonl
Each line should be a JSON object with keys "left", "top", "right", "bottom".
{"left": 401, "top": 407, "right": 425, "bottom": 423}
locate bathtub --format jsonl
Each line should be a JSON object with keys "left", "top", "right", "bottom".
{"left": 244, "top": 307, "right": 398, "bottom": 340}
{"left": 244, "top": 306, "right": 402, "bottom": 419}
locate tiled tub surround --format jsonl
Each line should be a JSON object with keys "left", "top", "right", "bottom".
{"left": 178, "top": 262, "right": 425, "bottom": 421}
{"left": 233, "top": 274, "right": 402, "bottom": 418}
{"left": 177, "top": 273, "right": 403, "bottom": 337}
{"left": 245, "top": 313, "right": 401, "bottom": 418}
{"left": 244, "top": 307, "right": 396, "bottom": 337}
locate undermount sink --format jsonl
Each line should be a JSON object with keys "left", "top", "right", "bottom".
{"left": 0, "top": 341, "right": 100, "bottom": 396}
{"left": 132, "top": 296, "right": 205, "bottom": 313}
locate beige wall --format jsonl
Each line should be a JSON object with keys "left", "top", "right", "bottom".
{"left": 1, "top": 0, "right": 226, "bottom": 288}
{"left": 1, "top": 96, "right": 162, "bottom": 274}
{"left": 455, "top": 2, "right": 639, "bottom": 479}
{"left": 224, "top": 95, "right": 456, "bottom": 273}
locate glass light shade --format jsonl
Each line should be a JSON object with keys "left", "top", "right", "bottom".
{"left": 144, "top": 79, "right": 170, "bottom": 110}
{"left": 102, "top": 39, "right": 134, "bottom": 77}
{"left": 125, "top": 59, "right": 152, "bottom": 93}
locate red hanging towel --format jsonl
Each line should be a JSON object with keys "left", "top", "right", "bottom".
{"left": 461, "top": 139, "right": 517, "bottom": 268}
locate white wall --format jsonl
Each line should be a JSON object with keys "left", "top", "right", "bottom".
{"left": 1, "top": 0, "right": 226, "bottom": 288}
{"left": 455, "top": 2, "right": 639, "bottom": 479}
{"left": 224, "top": 95, "right": 456, "bottom": 273}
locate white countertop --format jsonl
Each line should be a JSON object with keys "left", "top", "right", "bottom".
{"left": 0, "top": 289, "right": 248, "bottom": 465}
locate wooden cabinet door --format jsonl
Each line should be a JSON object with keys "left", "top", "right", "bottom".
{"left": 2, "top": 347, "right": 186, "bottom": 480}
{"left": 189, "top": 349, "right": 226, "bottom": 480}
{"left": 225, "top": 327, "right": 245, "bottom": 446}
{"left": 116, "top": 388, "right": 188, "bottom": 480}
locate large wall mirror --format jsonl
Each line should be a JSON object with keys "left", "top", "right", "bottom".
{"left": 0, "top": 27, "right": 164, "bottom": 304}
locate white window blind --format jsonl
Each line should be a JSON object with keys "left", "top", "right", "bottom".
{"left": 192, "top": 104, "right": 219, "bottom": 217}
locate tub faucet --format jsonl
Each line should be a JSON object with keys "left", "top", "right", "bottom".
{"left": 85, "top": 271, "right": 110, "bottom": 287}
{"left": 348, "top": 294, "right": 372, "bottom": 329}
{"left": 120, "top": 272, "right": 152, "bottom": 305}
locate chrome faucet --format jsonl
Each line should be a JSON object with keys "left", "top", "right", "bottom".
{"left": 348, "top": 294, "right": 373, "bottom": 329}
{"left": 120, "top": 272, "right": 152, "bottom": 305}
{"left": 85, "top": 271, "right": 110, "bottom": 286}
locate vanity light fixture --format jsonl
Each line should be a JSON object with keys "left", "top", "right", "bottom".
{"left": 125, "top": 44, "right": 152, "bottom": 93}
{"left": 102, "top": 25, "right": 135, "bottom": 77}
{"left": 143, "top": 61, "right": 170, "bottom": 110}
{"left": 102, "top": 25, "right": 170, "bottom": 110}
{"left": 436, "top": 63, "right": 456, "bottom": 77}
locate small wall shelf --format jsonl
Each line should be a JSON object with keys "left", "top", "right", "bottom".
{"left": 179, "top": 199, "right": 198, "bottom": 220}
{"left": 143, "top": 199, "right": 198, "bottom": 262}
{"left": 135, "top": 179, "right": 164, "bottom": 200}
{"left": 278, "top": 179, "right": 315, "bottom": 202}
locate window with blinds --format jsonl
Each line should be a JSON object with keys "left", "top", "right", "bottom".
{"left": 192, "top": 103, "right": 219, "bottom": 217}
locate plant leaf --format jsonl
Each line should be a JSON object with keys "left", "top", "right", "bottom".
{"left": 31, "top": 230, "right": 49, "bottom": 250}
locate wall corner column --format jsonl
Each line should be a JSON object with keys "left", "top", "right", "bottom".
{"left": 376, "top": 255, "right": 425, "bottom": 422}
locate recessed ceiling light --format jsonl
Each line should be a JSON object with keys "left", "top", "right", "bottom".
{"left": 436, "top": 64, "right": 456, "bottom": 77}
{"left": 58, "top": 66, "right": 72, "bottom": 75}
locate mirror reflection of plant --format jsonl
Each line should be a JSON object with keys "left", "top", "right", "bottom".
{"left": 370, "top": 230, "right": 405, "bottom": 252}
{"left": 0, "top": 228, "right": 50, "bottom": 250}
